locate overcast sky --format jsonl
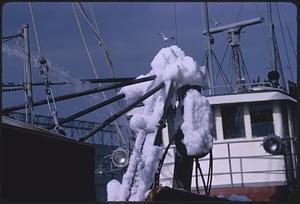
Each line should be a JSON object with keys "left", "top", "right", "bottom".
{"left": 2, "top": 2, "right": 297, "bottom": 123}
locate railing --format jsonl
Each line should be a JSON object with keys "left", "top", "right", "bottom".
{"left": 160, "top": 138, "right": 297, "bottom": 188}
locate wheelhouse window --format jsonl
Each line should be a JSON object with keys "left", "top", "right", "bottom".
{"left": 249, "top": 103, "right": 274, "bottom": 137}
{"left": 221, "top": 104, "right": 245, "bottom": 139}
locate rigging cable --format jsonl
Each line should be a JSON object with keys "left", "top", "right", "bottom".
{"left": 228, "top": 49, "right": 233, "bottom": 86}
{"left": 28, "top": 3, "right": 42, "bottom": 56}
{"left": 275, "top": 3, "right": 294, "bottom": 81}
{"left": 87, "top": 2, "right": 123, "bottom": 108}
{"left": 196, "top": 158, "right": 208, "bottom": 195}
{"left": 215, "top": 44, "right": 229, "bottom": 80}
{"left": 279, "top": 4, "right": 297, "bottom": 63}
{"left": 88, "top": 2, "right": 101, "bottom": 39}
{"left": 28, "top": 2, "right": 62, "bottom": 132}
{"left": 174, "top": 4, "right": 178, "bottom": 45}
{"left": 235, "top": 3, "right": 244, "bottom": 22}
{"left": 285, "top": 23, "right": 297, "bottom": 64}
{"left": 76, "top": 2, "right": 115, "bottom": 78}
{"left": 211, "top": 50, "right": 231, "bottom": 91}
{"left": 82, "top": 2, "right": 135, "bottom": 147}
{"left": 200, "top": 50, "right": 208, "bottom": 66}
{"left": 272, "top": 30, "right": 287, "bottom": 90}
{"left": 237, "top": 47, "right": 251, "bottom": 83}
{"left": 254, "top": 3, "right": 272, "bottom": 60}
{"left": 71, "top": 3, "right": 126, "bottom": 147}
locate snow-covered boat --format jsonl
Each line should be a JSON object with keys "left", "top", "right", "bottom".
{"left": 2, "top": 2, "right": 297, "bottom": 202}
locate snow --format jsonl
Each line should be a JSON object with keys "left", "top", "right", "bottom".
{"left": 119, "top": 45, "right": 208, "bottom": 103}
{"left": 106, "top": 179, "right": 121, "bottom": 201}
{"left": 119, "top": 74, "right": 153, "bottom": 103}
{"left": 107, "top": 45, "right": 212, "bottom": 201}
{"left": 181, "top": 89, "right": 213, "bottom": 156}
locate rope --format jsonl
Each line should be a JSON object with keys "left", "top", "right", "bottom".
{"left": 72, "top": 3, "right": 126, "bottom": 147}
{"left": 275, "top": 3, "right": 294, "bottom": 81}
{"left": 76, "top": 2, "right": 115, "bottom": 78}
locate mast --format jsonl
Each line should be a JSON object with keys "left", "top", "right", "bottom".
{"left": 229, "top": 29, "right": 242, "bottom": 93}
{"left": 22, "top": 24, "right": 34, "bottom": 124}
{"left": 266, "top": 3, "right": 287, "bottom": 90}
{"left": 201, "top": 2, "right": 215, "bottom": 95}
{"left": 267, "top": 3, "right": 276, "bottom": 72}
{"left": 203, "top": 17, "right": 264, "bottom": 93}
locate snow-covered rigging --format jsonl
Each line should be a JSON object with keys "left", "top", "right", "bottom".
{"left": 107, "top": 45, "right": 213, "bottom": 201}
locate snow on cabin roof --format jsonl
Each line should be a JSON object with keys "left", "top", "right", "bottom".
{"left": 207, "top": 90, "right": 297, "bottom": 105}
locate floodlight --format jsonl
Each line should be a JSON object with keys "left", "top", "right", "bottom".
{"left": 263, "top": 135, "right": 287, "bottom": 155}
{"left": 111, "top": 148, "right": 129, "bottom": 168}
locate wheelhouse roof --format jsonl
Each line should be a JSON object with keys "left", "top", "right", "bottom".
{"left": 207, "top": 90, "right": 297, "bottom": 105}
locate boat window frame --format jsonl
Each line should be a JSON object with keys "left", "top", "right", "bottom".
{"left": 249, "top": 102, "right": 275, "bottom": 137}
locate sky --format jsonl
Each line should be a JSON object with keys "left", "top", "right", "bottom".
{"left": 2, "top": 2, "right": 297, "bottom": 126}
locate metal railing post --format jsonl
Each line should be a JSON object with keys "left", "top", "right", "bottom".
{"left": 227, "top": 142, "right": 234, "bottom": 187}
{"left": 240, "top": 158, "right": 244, "bottom": 187}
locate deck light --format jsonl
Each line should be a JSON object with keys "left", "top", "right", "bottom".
{"left": 95, "top": 148, "right": 129, "bottom": 175}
